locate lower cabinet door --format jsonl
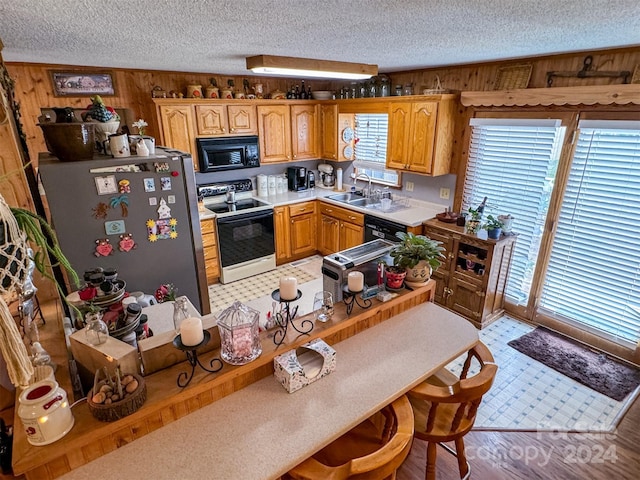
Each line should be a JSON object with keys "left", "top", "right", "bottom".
{"left": 340, "top": 221, "right": 363, "bottom": 250}
{"left": 448, "top": 275, "right": 484, "bottom": 323}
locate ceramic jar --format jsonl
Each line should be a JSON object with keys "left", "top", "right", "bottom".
{"left": 186, "top": 84, "right": 203, "bottom": 98}
{"left": 220, "top": 88, "right": 234, "bottom": 99}
{"left": 18, "top": 380, "right": 74, "bottom": 446}
{"left": 205, "top": 86, "right": 219, "bottom": 98}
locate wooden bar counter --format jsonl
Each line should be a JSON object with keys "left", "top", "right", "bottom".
{"left": 12, "top": 281, "right": 477, "bottom": 479}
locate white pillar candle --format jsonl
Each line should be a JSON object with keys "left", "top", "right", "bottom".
{"left": 348, "top": 271, "right": 365, "bottom": 292}
{"left": 180, "top": 316, "right": 204, "bottom": 346}
{"left": 280, "top": 276, "right": 298, "bottom": 301}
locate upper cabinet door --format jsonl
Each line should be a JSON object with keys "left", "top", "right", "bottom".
{"left": 196, "top": 105, "right": 228, "bottom": 136}
{"left": 257, "top": 104, "right": 291, "bottom": 163}
{"left": 158, "top": 104, "right": 195, "bottom": 157}
{"left": 320, "top": 104, "right": 338, "bottom": 160}
{"left": 387, "top": 103, "right": 412, "bottom": 170}
{"left": 291, "top": 104, "right": 319, "bottom": 160}
{"left": 408, "top": 101, "right": 438, "bottom": 174}
{"left": 227, "top": 104, "right": 257, "bottom": 135}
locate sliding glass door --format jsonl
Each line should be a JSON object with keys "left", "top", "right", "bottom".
{"left": 462, "top": 114, "right": 640, "bottom": 350}
{"left": 538, "top": 120, "right": 640, "bottom": 347}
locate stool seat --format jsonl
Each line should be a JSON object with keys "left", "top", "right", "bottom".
{"left": 286, "top": 394, "right": 414, "bottom": 480}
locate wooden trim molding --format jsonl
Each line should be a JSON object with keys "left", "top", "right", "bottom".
{"left": 461, "top": 84, "right": 640, "bottom": 107}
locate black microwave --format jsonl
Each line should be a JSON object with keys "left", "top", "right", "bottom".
{"left": 196, "top": 136, "right": 260, "bottom": 172}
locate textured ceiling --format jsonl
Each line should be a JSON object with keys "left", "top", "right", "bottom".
{"left": 1, "top": 0, "right": 639, "bottom": 75}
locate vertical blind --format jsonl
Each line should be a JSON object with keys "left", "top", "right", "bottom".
{"left": 353, "top": 113, "right": 399, "bottom": 186}
{"left": 539, "top": 120, "right": 640, "bottom": 345}
{"left": 463, "top": 119, "right": 565, "bottom": 304}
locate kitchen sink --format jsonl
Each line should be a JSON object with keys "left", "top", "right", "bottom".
{"left": 326, "top": 192, "right": 365, "bottom": 203}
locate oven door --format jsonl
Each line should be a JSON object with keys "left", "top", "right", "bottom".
{"left": 216, "top": 209, "right": 275, "bottom": 268}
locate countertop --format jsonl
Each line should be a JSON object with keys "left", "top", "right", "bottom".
{"left": 57, "top": 301, "right": 478, "bottom": 480}
{"left": 199, "top": 187, "right": 447, "bottom": 227}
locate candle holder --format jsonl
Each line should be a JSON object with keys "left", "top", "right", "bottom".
{"left": 342, "top": 285, "right": 373, "bottom": 315}
{"left": 172, "top": 330, "right": 223, "bottom": 388}
{"left": 271, "top": 289, "right": 313, "bottom": 346}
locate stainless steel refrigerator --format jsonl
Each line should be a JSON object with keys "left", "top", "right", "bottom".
{"left": 38, "top": 148, "right": 210, "bottom": 314}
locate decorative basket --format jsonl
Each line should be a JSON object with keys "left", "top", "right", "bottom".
{"left": 87, "top": 373, "right": 146, "bottom": 422}
{"left": 494, "top": 64, "right": 533, "bottom": 90}
{"left": 422, "top": 75, "right": 452, "bottom": 95}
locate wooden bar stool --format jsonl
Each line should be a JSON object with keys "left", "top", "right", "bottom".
{"left": 285, "top": 394, "right": 414, "bottom": 480}
{"left": 407, "top": 342, "right": 497, "bottom": 480}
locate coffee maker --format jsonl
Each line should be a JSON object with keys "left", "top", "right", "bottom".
{"left": 287, "top": 166, "right": 307, "bottom": 191}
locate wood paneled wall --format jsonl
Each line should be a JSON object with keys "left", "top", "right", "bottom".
{"left": 386, "top": 47, "right": 640, "bottom": 92}
{"left": 6, "top": 47, "right": 639, "bottom": 170}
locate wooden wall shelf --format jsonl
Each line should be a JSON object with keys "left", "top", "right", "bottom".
{"left": 461, "top": 83, "right": 640, "bottom": 107}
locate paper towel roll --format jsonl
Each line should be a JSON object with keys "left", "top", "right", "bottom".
{"left": 336, "top": 168, "right": 343, "bottom": 191}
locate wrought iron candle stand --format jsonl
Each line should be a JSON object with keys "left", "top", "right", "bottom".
{"left": 342, "top": 285, "right": 372, "bottom": 315}
{"left": 172, "top": 330, "right": 223, "bottom": 388}
{"left": 271, "top": 289, "right": 313, "bottom": 346}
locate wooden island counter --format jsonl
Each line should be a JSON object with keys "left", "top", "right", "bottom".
{"left": 12, "top": 280, "right": 478, "bottom": 480}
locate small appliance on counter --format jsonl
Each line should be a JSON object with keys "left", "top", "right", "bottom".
{"left": 317, "top": 163, "right": 335, "bottom": 189}
{"left": 322, "top": 239, "right": 395, "bottom": 301}
{"left": 287, "top": 166, "right": 308, "bottom": 191}
{"left": 306, "top": 170, "right": 315, "bottom": 189}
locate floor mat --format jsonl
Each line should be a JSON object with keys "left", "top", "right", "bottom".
{"left": 208, "top": 264, "right": 317, "bottom": 313}
{"left": 445, "top": 316, "right": 639, "bottom": 432}
{"left": 507, "top": 326, "right": 640, "bottom": 401}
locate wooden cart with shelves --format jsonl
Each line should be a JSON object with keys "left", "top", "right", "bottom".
{"left": 423, "top": 218, "right": 517, "bottom": 328}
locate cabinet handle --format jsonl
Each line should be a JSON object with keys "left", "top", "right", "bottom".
{"left": 448, "top": 253, "right": 455, "bottom": 260}
{"left": 348, "top": 216, "right": 357, "bottom": 221}
{"left": 444, "top": 287, "right": 453, "bottom": 298}
{"left": 299, "top": 208, "right": 305, "bottom": 211}
{"left": 222, "top": 128, "right": 226, "bottom": 132}
{"left": 475, "top": 291, "right": 486, "bottom": 297}
{"left": 326, "top": 209, "right": 333, "bottom": 213}
{"left": 230, "top": 128, "right": 235, "bottom": 132}
{"left": 293, "top": 154, "right": 297, "bottom": 158}
{"left": 290, "top": 219, "right": 294, "bottom": 224}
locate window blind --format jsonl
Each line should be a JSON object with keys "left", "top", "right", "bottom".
{"left": 539, "top": 120, "right": 640, "bottom": 345}
{"left": 463, "top": 119, "right": 565, "bottom": 304}
{"left": 354, "top": 114, "right": 388, "bottom": 164}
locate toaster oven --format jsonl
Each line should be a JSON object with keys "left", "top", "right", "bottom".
{"left": 322, "top": 239, "right": 395, "bottom": 302}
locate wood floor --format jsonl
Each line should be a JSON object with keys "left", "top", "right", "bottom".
{"left": 397, "top": 391, "right": 640, "bottom": 480}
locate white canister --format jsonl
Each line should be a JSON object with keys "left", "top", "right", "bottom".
{"left": 267, "top": 175, "right": 277, "bottom": 196}
{"left": 257, "top": 174, "right": 268, "bottom": 197}
{"left": 276, "top": 176, "right": 286, "bottom": 194}
{"left": 336, "top": 168, "right": 343, "bottom": 191}
{"left": 18, "top": 379, "right": 74, "bottom": 446}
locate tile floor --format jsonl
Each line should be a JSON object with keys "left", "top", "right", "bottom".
{"left": 208, "top": 256, "right": 637, "bottom": 433}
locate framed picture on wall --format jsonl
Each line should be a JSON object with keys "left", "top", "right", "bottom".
{"left": 50, "top": 71, "right": 116, "bottom": 97}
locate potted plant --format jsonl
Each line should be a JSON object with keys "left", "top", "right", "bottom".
{"left": 482, "top": 215, "right": 504, "bottom": 240}
{"left": 389, "top": 232, "right": 445, "bottom": 287}
{"left": 465, "top": 207, "right": 482, "bottom": 234}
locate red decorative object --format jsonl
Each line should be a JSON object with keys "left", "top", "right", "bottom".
{"left": 78, "top": 286, "right": 97, "bottom": 301}
{"left": 94, "top": 239, "right": 114, "bottom": 257}
{"left": 118, "top": 233, "right": 137, "bottom": 252}
{"left": 171, "top": 171, "right": 179, "bottom": 177}
{"left": 155, "top": 283, "right": 177, "bottom": 303}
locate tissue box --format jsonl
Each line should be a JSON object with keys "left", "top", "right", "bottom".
{"left": 273, "top": 339, "right": 336, "bottom": 393}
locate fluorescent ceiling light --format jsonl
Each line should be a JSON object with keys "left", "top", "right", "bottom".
{"left": 246, "top": 55, "right": 377, "bottom": 80}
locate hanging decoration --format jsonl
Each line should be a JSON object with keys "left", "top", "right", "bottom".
{"left": 146, "top": 218, "right": 178, "bottom": 242}
{"left": 92, "top": 202, "right": 110, "bottom": 220}
{"left": 109, "top": 194, "right": 129, "bottom": 217}
{"left": 154, "top": 162, "right": 170, "bottom": 173}
{"left": 94, "top": 238, "right": 114, "bottom": 257}
{"left": 157, "top": 198, "right": 172, "bottom": 219}
{"left": 118, "top": 233, "right": 137, "bottom": 252}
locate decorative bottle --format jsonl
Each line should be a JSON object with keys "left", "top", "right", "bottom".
{"left": 300, "top": 80, "right": 307, "bottom": 99}
{"left": 172, "top": 296, "right": 189, "bottom": 335}
{"left": 476, "top": 197, "right": 488, "bottom": 216}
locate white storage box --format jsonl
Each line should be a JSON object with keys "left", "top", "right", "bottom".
{"left": 273, "top": 339, "right": 336, "bottom": 393}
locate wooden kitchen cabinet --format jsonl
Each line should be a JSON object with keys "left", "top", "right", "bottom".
{"left": 274, "top": 202, "right": 317, "bottom": 264}
{"left": 157, "top": 103, "right": 196, "bottom": 158}
{"left": 291, "top": 104, "right": 319, "bottom": 160}
{"left": 320, "top": 103, "right": 338, "bottom": 160}
{"left": 423, "top": 218, "right": 517, "bottom": 328}
{"left": 387, "top": 96, "right": 456, "bottom": 176}
{"left": 200, "top": 218, "right": 220, "bottom": 284}
{"left": 195, "top": 103, "right": 257, "bottom": 136}
{"left": 318, "top": 201, "right": 364, "bottom": 255}
{"left": 257, "top": 104, "right": 292, "bottom": 163}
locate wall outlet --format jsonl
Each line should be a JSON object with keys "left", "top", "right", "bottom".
{"left": 405, "top": 181, "right": 414, "bottom": 192}
{"left": 439, "top": 188, "right": 450, "bottom": 200}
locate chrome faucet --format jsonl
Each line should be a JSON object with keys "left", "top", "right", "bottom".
{"left": 354, "top": 172, "right": 372, "bottom": 197}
